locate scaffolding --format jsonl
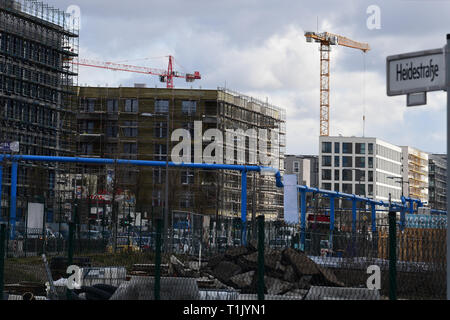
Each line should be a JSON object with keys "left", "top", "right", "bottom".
{"left": 70, "top": 86, "right": 286, "bottom": 230}
{"left": 0, "top": 0, "right": 79, "bottom": 221}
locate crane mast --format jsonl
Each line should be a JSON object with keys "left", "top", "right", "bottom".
{"left": 305, "top": 31, "right": 370, "bottom": 136}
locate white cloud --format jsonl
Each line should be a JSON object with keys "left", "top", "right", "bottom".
{"left": 48, "top": 0, "right": 448, "bottom": 155}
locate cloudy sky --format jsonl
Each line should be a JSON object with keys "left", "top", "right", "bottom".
{"left": 49, "top": 0, "right": 449, "bottom": 155}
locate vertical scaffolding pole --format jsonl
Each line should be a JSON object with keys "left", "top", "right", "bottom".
{"left": 9, "top": 161, "right": 18, "bottom": 240}
{"left": 446, "top": 33, "right": 450, "bottom": 300}
{"left": 351, "top": 198, "right": 357, "bottom": 233}
{"left": 300, "top": 189, "right": 306, "bottom": 251}
{"left": 0, "top": 164, "right": 2, "bottom": 222}
{"left": 241, "top": 170, "right": 247, "bottom": 246}
{"left": 329, "top": 195, "right": 335, "bottom": 249}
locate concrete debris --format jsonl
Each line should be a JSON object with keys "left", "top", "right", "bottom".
{"left": 200, "top": 246, "right": 344, "bottom": 294}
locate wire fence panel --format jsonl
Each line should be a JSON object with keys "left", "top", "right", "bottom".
{"left": 0, "top": 215, "right": 447, "bottom": 300}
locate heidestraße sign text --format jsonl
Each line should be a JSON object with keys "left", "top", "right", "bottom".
{"left": 387, "top": 48, "right": 445, "bottom": 96}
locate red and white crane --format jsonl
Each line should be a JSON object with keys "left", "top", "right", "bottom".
{"left": 71, "top": 55, "right": 201, "bottom": 88}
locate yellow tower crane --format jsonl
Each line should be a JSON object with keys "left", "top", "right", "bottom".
{"left": 305, "top": 31, "right": 370, "bottom": 136}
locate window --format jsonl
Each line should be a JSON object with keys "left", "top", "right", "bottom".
{"left": 84, "top": 98, "right": 95, "bottom": 112}
{"left": 342, "top": 156, "right": 352, "bottom": 167}
{"left": 334, "top": 142, "right": 340, "bottom": 153}
{"left": 342, "top": 142, "right": 352, "bottom": 154}
{"left": 368, "top": 157, "right": 373, "bottom": 168}
{"left": 105, "top": 144, "right": 117, "bottom": 154}
{"left": 179, "top": 194, "right": 194, "bottom": 208}
{"left": 154, "top": 144, "right": 167, "bottom": 160}
{"left": 368, "top": 171, "right": 373, "bottom": 182}
{"left": 107, "top": 99, "right": 119, "bottom": 113}
{"left": 80, "top": 143, "right": 93, "bottom": 154}
{"left": 122, "top": 121, "right": 138, "bottom": 137}
{"left": 182, "top": 101, "right": 197, "bottom": 115}
{"left": 334, "top": 156, "right": 340, "bottom": 167}
{"left": 153, "top": 169, "right": 166, "bottom": 184}
{"left": 342, "top": 183, "right": 352, "bottom": 194}
{"left": 181, "top": 170, "right": 194, "bottom": 184}
{"left": 355, "top": 184, "right": 366, "bottom": 196}
{"left": 355, "top": 143, "right": 365, "bottom": 154}
{"left": 334, "top": 183, "right": 340, "bottom": 192}
{"left": 355, "top": 157, "right": 365, "bottom": 168}
{"left": 322, "top": 183, "right": 331, "bottom": 190}
{"left": 355, "top": 169, "right": 365, "bottom": 182}
{"left": 123, "top": 143, "right": 137, "bottom": 154}
{"left": 152, "top": 190, "right": 162, "bottom": 206}
{"left": 334, "top": 169, "right": 340, "bottom": 181}
{"left": 368, "top": 184, "right": 374, "bottom": 197}
{"left": 342, "top": 169, "right": 353, "bottom": 181}
{"left": 322, "top": 169, "right": 332, "bottom": 180}
{"left": 106, "top": 122, "right": 118, "bottom": 137}
{"left": 125, "top": 99, "right": 139, "bottom": 112}
{"left": 322, "top": 142, "right": 332, "bottom": 153}
{"left": 368, "top": 143, "right": 374, "bottom": 155}
{"left": 155, "top": 100, "right": 169, "bottom": 113}
{"left": 322, "top": 156, "right": 331, "bottom": 167}
{"left": 154, "top": 122, "right": 167, "bottom": 138}
{"left": 123, "top": 127, "right": 138, "bottom": 137}
{"left": 293, "top": 161, "right": 299, "bottom": 173}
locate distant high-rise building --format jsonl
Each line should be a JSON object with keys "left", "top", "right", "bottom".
{"left": 319, "top": 136, "right": 402, "bottom": 202}
{"left": 428, "top": 154, "right": 446, "bottom": 210}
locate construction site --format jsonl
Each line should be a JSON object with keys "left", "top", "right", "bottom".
{"left": 0, "top": 0, "right": 448, "bottom": 302}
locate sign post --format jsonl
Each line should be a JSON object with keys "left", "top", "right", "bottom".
{"left": 445, "top": 34, "right": 450, "bottom": 302}
{"left": 386, "top": 34, "right": 450, "bottom": 300}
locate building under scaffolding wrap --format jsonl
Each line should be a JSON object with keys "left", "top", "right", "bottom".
{"left": 0, "top": 0, "right": 79, "bottom": 221}
{"left": 71, "top": 86, "right": 286, "bottom": 227}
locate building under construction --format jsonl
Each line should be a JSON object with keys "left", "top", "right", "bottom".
{"left": 0, "top": 0, "right": 79, "bottom": 221}
{"left": 71, "top": 86, "right": 286, "bottom": 226}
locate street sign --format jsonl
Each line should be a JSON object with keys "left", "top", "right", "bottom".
{"left": 407, "top": 92, "right": 427, "bottom": 106}
{"left": 386, "top": 48, "right": 445, "bottom": 96}
{"left": 386, "top": 35, "right": 450, "bottom": 300}
{"left": 0, "top": 141, "right": 19, "bottom": 152}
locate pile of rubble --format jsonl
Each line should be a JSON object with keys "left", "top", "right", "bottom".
{"left": 172, "top": 242, "right": 344, "bottom": 296}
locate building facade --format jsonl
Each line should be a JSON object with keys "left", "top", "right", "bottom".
{"left": 284, "top": 154, "right": 318, "bottom": 188}
{"left": 428, "top": 154, "right": 446, "bottom": 210}
{"left": 73, "top": 86, "right": 286, "bottom": 222}
{"left": 319, "top": 136, "right": 403, "bottom": 202}
{"left": 401, "top": 146, "right": 429, "bottom": 203}
{"left": 0, "top": 0, "right": 78, "bottom": 221}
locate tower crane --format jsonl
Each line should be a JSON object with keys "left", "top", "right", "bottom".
{"left": 71, "top": 55, "right": 201, "bottom": 88}
{"left": 305, "top": 31, "right": 370, "bottom": 136}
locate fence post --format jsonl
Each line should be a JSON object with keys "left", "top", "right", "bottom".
{"left": 66, "top": 222, "right": 74, "bottom": 300}
{"left": 257, "top": 215, "right": 265, "bottom": 301}
{"left": 388, "top": 210, "right": 397, "bottom": 300}
{"left": 154, "top": 219, "right": 162, "bottom": 300}
{"left": 0, "top": 224, "right": 6, "bottom": 300}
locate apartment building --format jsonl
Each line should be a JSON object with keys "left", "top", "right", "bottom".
{"left": 319, "top": 136, "right": 403, "bottom": 202}
{"left": 0, "top": 0, "right": 78, "bottom": 221}
{"left": 73, "top": 86, "right": 286, "bottom": 222}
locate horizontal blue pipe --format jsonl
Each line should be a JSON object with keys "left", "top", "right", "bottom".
{"left": 297, "top": 185, "right": 420, "bottom": 211}
{"left": 0, "top": 155, "right": 284, "bottom": 187}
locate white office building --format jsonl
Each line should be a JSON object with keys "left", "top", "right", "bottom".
{"left": 319, "top": 136, "right": 403, "bottom": 202}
